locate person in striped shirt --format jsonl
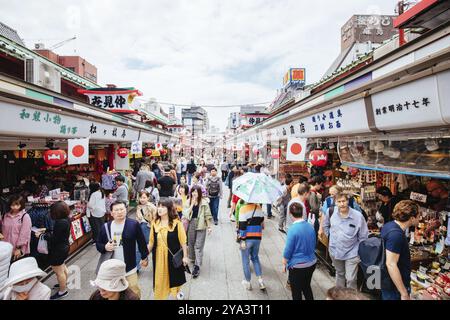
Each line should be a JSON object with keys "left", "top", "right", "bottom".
{"left": 238, "top": 201, "right": 266, "bottom": 291}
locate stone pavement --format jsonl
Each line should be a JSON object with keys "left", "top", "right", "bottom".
{"left": 44, "top": 184, "right": 335, "bottom": 300}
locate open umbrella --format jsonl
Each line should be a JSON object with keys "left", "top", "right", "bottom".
{"left": 232, "top": 172, "right": 284, "bottom": 204}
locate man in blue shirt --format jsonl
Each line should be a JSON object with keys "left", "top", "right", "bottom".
{"left": 323, "top": 193, "right": 368, "bottom": 290}
{"left": 381, "top": 200, "right": 419, "bottom": 300}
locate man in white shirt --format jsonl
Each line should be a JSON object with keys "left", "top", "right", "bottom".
{"left": 96, "top": 201, "right": 149, "bottom": 299}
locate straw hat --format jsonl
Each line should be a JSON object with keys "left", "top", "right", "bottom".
{"left": 91, "top": 259, "right": 129, "bottom": 292}
{"left": 2, "top": 257, "right": 46, "bottom": 289}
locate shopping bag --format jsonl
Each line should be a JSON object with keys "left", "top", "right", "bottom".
{"left": 37, "top": 235, "right": 48, "bottom": 254}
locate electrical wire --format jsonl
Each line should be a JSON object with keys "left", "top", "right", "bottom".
{"left": 152, "top": 101, "right": 272, "bottom": 108}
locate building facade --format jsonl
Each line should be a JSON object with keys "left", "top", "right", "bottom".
{"left": 182, "top": 106, "right": 209, "bottom": 136}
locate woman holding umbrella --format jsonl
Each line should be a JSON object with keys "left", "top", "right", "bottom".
{"left": 232, "top": 171, "right": 284, "bottom": 291}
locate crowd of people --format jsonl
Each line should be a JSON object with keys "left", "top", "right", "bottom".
{"left": 0, "top": 156, "right": 420, "bottom": 301}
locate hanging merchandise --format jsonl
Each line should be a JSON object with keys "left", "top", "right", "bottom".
{"left": 68, "top": 138, "right": 90, "bottom": 165}
{"left": 117, "top": 148, "right": 129, "bottom": 158}
{"left": 309, "top": 150, "right": 328, "bottom": 167}
{"left": 70, "top": 218, "right": 84, "bottom": 240}
{"left": 130, "top": 141, "right": 142, "bottom": 155}
{"left": 144, "top": 148, "right": 152, "bottom": 157}
{"left": 43, "top": 149, "right": 67, "bottom": 166}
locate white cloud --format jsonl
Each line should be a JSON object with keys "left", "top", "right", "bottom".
{"left": 0, "top": 0, "right": 398, "bottom": 130}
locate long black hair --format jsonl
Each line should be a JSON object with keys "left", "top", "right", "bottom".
{"left": 89, "top": 182, "right": 104, "bottom": 199}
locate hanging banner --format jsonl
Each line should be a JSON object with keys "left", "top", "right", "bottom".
{"left": 130, "top": 141, "right": 143, "bottom": 155}
{"left": 68, "top": 138, "right": 89, "bottom": 165}
{"left": 286, "top": 137, "right": 307, "bottom": 161}
{"left": 78, "top": 88, "right": 143, "bottom": 114}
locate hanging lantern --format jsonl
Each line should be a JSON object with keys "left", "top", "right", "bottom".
{"left": 160, "top": 149, "right": 168, "bottom": 156}
{"left": 308, "top": 150, "right": 328, "bottom": 167}
{"left": 144, "top": 148, "right": 152, "bottom": 157}
{"left": 43, "top": 149, "right": 67, "bottom": 166}
{"left": 271, "top": 149, "right": 280, "bottom": 159}
{"left": 117, "top": 148, "right": 129, "bottom": 158}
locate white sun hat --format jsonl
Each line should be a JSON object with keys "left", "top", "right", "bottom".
{"left": 90, "top": 259, "right": 129, "bottom": 292}
{"left": 2, "top": 257, "right": 46, "bottom": 289}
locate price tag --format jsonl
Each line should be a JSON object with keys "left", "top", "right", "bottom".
{"left": 365, "top": 185, "right": 376, "bottom": 193}
{"left": 410, "top": 192, "right": 427, "bottom": 203}
{"left": 2, "top": 188, "right": 9, "bottom": 193}
{"left": 435, "top": 239, "right": 444, "bottom": 255}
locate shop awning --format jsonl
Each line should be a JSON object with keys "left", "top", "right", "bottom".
{"left": 393, "top": 0, "right": 450, "bottom": 30}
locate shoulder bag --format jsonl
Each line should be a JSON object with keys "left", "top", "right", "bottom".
{"left": 159, "top": 223, "right": 184, "bottom": 269}
{"left": 95, "top": 223, "right": 113, "bottom": 274}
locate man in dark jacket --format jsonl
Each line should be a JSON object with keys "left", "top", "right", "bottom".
{"left": 96, "top": 201, "right": 149, "bottom": 299}
{"left": 186, "top": 158, "right": 197, "bottom": 185}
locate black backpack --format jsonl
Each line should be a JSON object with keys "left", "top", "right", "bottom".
{"left": 358, "top": 228, "right": 400, "bottom": 288}
{"left": 208, "top": 179, "right": 221, "bottom": 197}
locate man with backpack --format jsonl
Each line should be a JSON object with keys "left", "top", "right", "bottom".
{"left": 206, "top": 168, "right": 223, "bottom": 225}
{"left": 323, "top": 192, "right": 368, "bottom": 290}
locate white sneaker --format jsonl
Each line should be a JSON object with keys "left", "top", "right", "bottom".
{"left": 176, "top": 291, "right": 185, "bottom": 300}
{"left": 230, "top": 215, "right": 236, "bottom": 222}
{"left": 258, "top": 278, "right": 266, "bottom": 290}
{"left": 241, "top": 280, "right": 252, "bottom": 290}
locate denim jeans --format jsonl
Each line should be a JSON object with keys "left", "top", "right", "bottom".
{"left": 176, "top": 173, "right": 182, "bottom": 185}
{"left": 209, "top": 197, "right": 220, "bottom": 222}
{"left": 187, "top": 173, "right": 193, "bottom": 185}
{"left": 240, "top": 239, "right": 262, "bottom": 281}
{"left": 136, "top": 222, "right": 150, "bottom": 271}
{"left": 381, "top": 287, "right": 411, "bottom": 300}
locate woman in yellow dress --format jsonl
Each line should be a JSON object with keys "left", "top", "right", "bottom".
{"left": 148, "top": 198, "right": 189, "bottom": 300}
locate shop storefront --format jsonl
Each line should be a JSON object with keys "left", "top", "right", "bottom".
{"left": 0, "top": 76, "right": 175, "bottom": 270}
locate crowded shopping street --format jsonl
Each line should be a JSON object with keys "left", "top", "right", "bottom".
{"left": 1, "top": 0, "right": 450, "bottom": 306}
{"left": 41, "top": 185, "right": 335, "bottom": 300}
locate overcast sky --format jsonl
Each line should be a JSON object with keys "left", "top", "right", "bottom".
{"left": 1, "top": 0, "right": 398, "bottom": 130}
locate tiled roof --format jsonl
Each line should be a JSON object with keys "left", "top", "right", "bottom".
{"left": 0, "top": 22, "right": 25, "bottom": 46}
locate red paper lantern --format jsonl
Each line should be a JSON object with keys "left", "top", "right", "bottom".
{"left": 144, "top": 148, "right": 152, "bottom": 157}
{"left": 160, "top": 149, "right": 168, "bottom": 156}
{"left": 117, "top": 148, "right": 129, "bottom": 158}
{"left": 43, "top": 149, "right": 67, "bottom": 166}
{"left": 309, "top": 150, "right": 328, "bottom": 167}
{"left": 271, "top": 149, "right": 280, "bottom": 159}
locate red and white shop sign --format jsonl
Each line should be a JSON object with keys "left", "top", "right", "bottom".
{"left": 286, "top": 137, "right": 307, "bottom": 161}
{"left": 68, "top": 138, "right": 89, "bottom": 165}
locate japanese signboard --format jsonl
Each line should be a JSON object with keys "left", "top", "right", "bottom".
{"left": 78, "top": 89, "right": 142, "bottom": 114}
{"left": 0, "top": 101, "right": 143, "bottom": 142}
{"left": 276, "top": 99, "right": 370, "bottom": 138}
{"left": 371, "top": 73, "right": 446, "bottom": 130}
